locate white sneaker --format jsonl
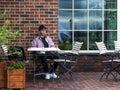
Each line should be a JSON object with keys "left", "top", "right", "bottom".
{"left": 45, "top": 73, "right": 50, "bottom": 80}
{"left": 50, "top": 73, "right": 58, "bottom": 79}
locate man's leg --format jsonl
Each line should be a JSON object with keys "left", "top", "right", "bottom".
{"left": 40, "top": 55, "right": 50, "bottom": 79}
{"left": 46, "top": 52, "right": 59, "bottom": 78}
{"left": 40, "top": 56, "right": 49, "bottom": 73}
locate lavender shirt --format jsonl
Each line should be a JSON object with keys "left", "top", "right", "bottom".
{"left": 31, "top": 36, "right": 55, "bottom": 54}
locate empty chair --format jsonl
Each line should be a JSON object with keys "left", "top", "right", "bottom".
{"left": 114, "top": 41, "right": 120, "bottom": 59}
{"left": 114, "top": 41, "right": 120, "bottom": 51}
{"left": 1, "top": 45, "right": 8, "bottom": 54}
{"left": 1, "top": 45, "right": 27, "bottom": 61}
{"left": 95, "top": 41, "right": 120, "bottom": 81}
{"left": 54, "top": 42, "right": 83, "bottom": 81}
{"left": 8, "top": 46, "right": 27, "bottom": 61}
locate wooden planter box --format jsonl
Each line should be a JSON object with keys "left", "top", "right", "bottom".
{"left": 7, "top": 69, "right": 26, "bottom": 89}
{"left": 0, "top": 62, "right": 6, "bottom": 88}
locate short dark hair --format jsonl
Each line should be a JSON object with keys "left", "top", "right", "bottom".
{"left": 38, "top": 25, "right": 47, "bottom": 31}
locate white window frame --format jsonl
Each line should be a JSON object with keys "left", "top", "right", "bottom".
{"left": 58, "top": 0, "right": 119, "bottom": 54}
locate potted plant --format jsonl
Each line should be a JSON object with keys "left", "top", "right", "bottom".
{"left": 4, "top": 60, "right": 26, "bottom": 89}
{"left": 4, "top": 60, "right": 25, "bottom": 70}
{"left": 0, "top": 10, "right": 22, "bottom": 88}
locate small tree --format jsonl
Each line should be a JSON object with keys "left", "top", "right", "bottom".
{"left": 0, "top": 10, "right": 22, "bottom": 45}
{"left": 0, "top": 10, "right": 22, "bottom": 61}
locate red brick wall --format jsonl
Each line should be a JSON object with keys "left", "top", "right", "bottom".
{"left": 0, "top": 0, "right": 106, "bottom": 73}
{"left": 0, "top": 0, "right": 58, "bottom": 49}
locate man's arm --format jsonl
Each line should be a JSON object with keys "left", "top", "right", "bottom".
{"left": 46, "top": 36, "right": 55, "bottom": 47}
{"left": 31, "top": 39, "right": 37, "bottom": 47}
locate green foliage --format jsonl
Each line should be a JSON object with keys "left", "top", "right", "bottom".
{"left": 108, "top": 11, "right": 117, "bottom": 30}
{"left": 59, "top": 43, "right": 72, "bottom": 50}
{"left": 4, "top": 61, "right": 25, "bottom": 70}
{"left": 0, "top": 10, "right": 22, "bottom": 62}
{"left": 0, "top": 10, "right": 6, "bottom": 19}
{"left": 0, "top": 10, "right": 22, "bottom": 45}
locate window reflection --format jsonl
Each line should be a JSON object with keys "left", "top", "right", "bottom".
{"left": 104, "top": 31, "right": 117, "bottom": 50}
{"left": 74, "top": 31, "right": 87, "bottom": 50}
{"left": 89, "top": 0, "right": 103, "bottom": 9}
{"left": 58, "top": 10, "right": 72, "bottom": 30}
{"left": 58, "top": 0, "right": 117, "bottom": 50}
{"left": 74, "top": 10, "right": 88, "bottom": 30}
{"left": 104, "top": 11, "right": 117, "bottom": 30}
{"left": 89, "top": 10, "right": 102, "bottom": 30}
{"left": 59, "top": 0, "right": 72, "bottom": 9}
{"left": 89, "top": 31, "right": 102, "bottom": 50}
{"left": 74, "top": 0, "right": 87, "bottom": 9}
{"left": 59, "top": 10, "right": 72, "bottom": 30}
{"left": 58, "top": 31, "right": 72, "bottom": 50}
{"left": 104, "top": 0, "right": 117, "bottom": 9}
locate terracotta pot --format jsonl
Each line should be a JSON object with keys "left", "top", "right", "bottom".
{"left": 7, "top": 69, "right": 26, "bottom": 89}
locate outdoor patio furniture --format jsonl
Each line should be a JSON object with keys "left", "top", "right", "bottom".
{"left": 95, "top": 41, "right": 120, "bottom": 81}
{"left": 28, "top": 47, "right": 60, "bottom": 83}
{"left": 54, "top": 42, "right": 83, "bottom": 81}
{"left": 1, "top": 45, "right": 27, "bottom": 61}
{"left": 114, "top": 41, "right": 120, "bottom": 58}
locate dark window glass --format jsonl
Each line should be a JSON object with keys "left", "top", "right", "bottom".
{"left": 104, "top": 11, "right": 117, "bottom": 30}
{"left": 104, "top": 31, "right": 117, "bottom": 50}
{"left": 104, "top": 0, "right": 117, "bottom": 9}
{"left": 74, "top": 31, "right": 87, "bottom": 50}
{"left": 58, "top": 31, "right": 72, "bottom": 50}
{"left": 89, "top": 31, "right": 102, "bottom": 50}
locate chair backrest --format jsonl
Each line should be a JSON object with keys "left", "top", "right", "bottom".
{"left": 72, "top": 42, "right": 83, "bottom": 55}
{"left": 8, "top": 46, "right": 26, "bottom": 61}
{"left": 114, "top": 41, "right": 120, "bottom": 51}
{"left": 95, "top": 42, "right": 107, "bottom": 54}
{"left": 1, "top": 45, "right": 8, "bottom": 56}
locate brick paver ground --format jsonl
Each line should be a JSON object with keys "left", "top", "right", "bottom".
{"left": 1, "top": 72, "right": 120, "bottom": 90}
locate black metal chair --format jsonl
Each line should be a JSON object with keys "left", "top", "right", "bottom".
{"left": 1, "top": 45, "right": 27, "bottom": 61}
{"left": 54, "top": 42, "right": 83, "bottom": 81}
{"left": 95, "top": 42, "right": 120, "bottom": 81}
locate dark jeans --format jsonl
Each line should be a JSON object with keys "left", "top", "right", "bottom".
{"left": 38, "top": 52, "right": 59, "bottom": 73}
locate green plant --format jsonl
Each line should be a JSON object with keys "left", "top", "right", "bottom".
{"left": 0, "top": 10, "right": 22, "bottom": 62}
{"left": 4, "top": 60, "right": 25, "bottom": 70}
{"left": 0, "top": 10, "right": 22, "bottom": 45}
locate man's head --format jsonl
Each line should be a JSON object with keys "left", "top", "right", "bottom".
{"left": 38, "top": 25, "right": 47, "bottom": 37}
{"left": 38, "top": 25, "right": 47, "bottom": 31}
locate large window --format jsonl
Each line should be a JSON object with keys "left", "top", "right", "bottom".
{"left": 58, "top": 0, "right": 117, "bottom": 51}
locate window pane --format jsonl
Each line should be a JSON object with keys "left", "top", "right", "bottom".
{"left": 89, "top": 0, "right": 103, "bottom": 9}
{"left": 74, "top": 0, "right": 87, "bottom": 9}
{"left": 104, "top": 11, "right": 117, "bottom": 30}
{"left": 74, "top": 31, "right": 87, "bottom": 50}
{"left": 89, "top": 10, "right": 102, "bottom": 30}
{"left": 59, "top": 0, "right": 72, "bottom": 9}
{"left": 89, "top": 31, "right": 102, "bottom": 50}
{"left": 58, "top": 31, "right": 72, "bottom": 50}
{"left": 104, "top": 0, "right": 117, "bottom": 9}
{"left": 58, "top": 0, "right": 118, "bottom": 51}
{"left": 74, "top": 10, "right": 88, "bottom": 30}
{"left": 104, "top": 31, "right": 117, "bottom": 50}
{"left": 59, "top": 10, "right": 72, "bottom": 30}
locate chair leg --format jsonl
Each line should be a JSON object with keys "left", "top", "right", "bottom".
{"left": 100, "top": 69, "right": 118, "bottom": 81}
{"left": 100, "top": 72, "right": 107, "bottom": 80}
